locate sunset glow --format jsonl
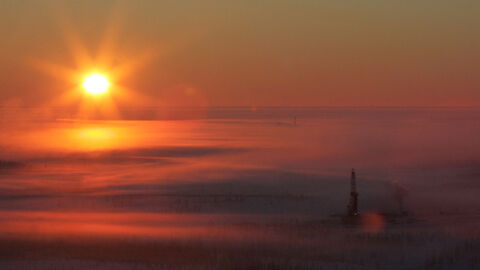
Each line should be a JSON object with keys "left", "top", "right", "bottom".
{"left": 1, "top": 1, "right": 480, "bottom": 269}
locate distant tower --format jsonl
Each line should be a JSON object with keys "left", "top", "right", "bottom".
{"left": 347, "top": 169, "right": 359, "bottom": 217}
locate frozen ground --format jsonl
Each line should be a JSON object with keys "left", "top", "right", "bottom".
{"left": 0, "top": 107, "right": 479, "bottom": 269}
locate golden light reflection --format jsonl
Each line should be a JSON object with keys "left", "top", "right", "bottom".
{"left": 14, "top": 121, "right": 182, "bottom": 152}
{"left": 77, "top": 127, "right": 115, "bottom": 141}
{"left": 71, "top": 126, "right": 122, "bottom": 150}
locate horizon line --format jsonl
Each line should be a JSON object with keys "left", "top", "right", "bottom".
{"left": 1, "top": 105, "right": 480, "bottom": 109}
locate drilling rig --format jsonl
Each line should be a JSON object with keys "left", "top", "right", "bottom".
{"left": 347, "top": 169, "right": 359, "bottom": 217}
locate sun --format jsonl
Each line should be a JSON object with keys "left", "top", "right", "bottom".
{"left": 30, "top": 12, "right": 156, "bottom": 119}
{"left": 83, "top": 73, "right": 110, "bottom": 95}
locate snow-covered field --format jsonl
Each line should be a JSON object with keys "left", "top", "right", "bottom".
{"left": 0, "top": 107, "right": 479, "bottom": 269}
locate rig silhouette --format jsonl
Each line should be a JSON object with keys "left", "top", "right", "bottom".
{"left": 347, "top": 168, "right": 359, "bottom": 217}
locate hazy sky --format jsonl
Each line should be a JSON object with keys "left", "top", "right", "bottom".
{"left": 0, "top": 0, "right": 479, "bottom": 107}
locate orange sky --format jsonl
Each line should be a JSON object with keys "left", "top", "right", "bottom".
{"left": 0, "top": 0, "right": 479, "bottom": 107}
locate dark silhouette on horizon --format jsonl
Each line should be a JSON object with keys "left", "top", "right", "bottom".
{"left": 347, "top": 168, "right": 359, "bottom": 217}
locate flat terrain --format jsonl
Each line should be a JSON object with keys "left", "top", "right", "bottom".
{"left": 1, "top": 107, "right": 480, "bottom": 269}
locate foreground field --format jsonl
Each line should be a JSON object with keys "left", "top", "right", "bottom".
{"left": 1, "top": 108, "right": 480, "bottom": 269}
{"left": 1, "top": 213, "right": 480, "bottom": 270}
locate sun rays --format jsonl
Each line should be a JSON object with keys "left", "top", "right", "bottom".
{"left": 29, "top": 2, "right": 155, "bottom": 120}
